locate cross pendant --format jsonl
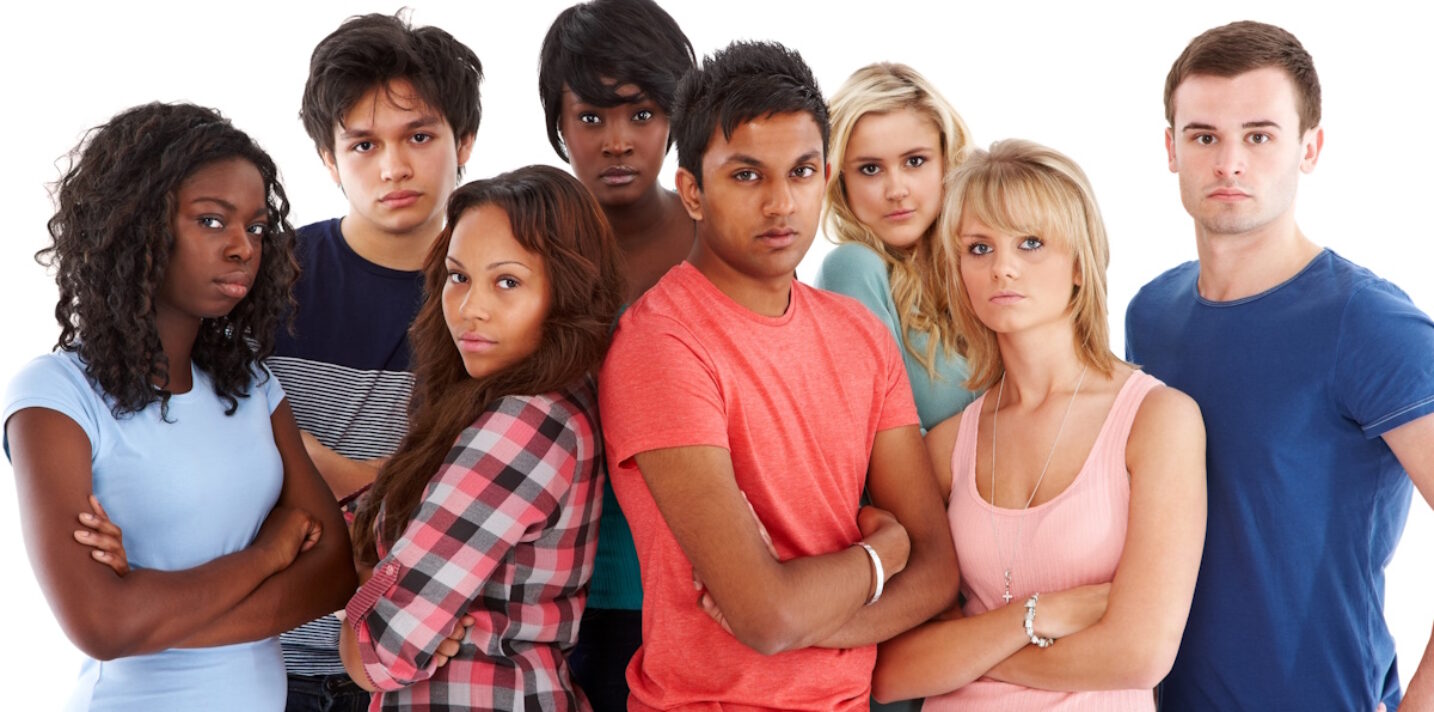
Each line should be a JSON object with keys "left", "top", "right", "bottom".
{"left": 1002, "top": 569, "right": 1013, "bottom": 604}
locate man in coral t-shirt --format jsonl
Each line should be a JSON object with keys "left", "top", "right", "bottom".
{"left": 598, "top": 40, "right": 958, "bottom": 711}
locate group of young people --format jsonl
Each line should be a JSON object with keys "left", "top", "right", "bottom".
{"left": 4, "top": 2, "right": 1433, "bottom": 712}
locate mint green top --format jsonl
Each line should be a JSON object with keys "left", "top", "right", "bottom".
{"left": 816, "top": 243, "right": 977, "bottom": 430}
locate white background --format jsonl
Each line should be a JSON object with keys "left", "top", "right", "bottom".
{"left": 3, "top": 1, "right": 1430, "bottom": 707}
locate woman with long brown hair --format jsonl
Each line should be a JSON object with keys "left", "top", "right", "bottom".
{"left": 337, "top": 165, "right": 625, "bottom": 710}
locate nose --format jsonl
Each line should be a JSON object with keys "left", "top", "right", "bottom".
{"left": 763, "top": 178, "right": 797, "bottom": 218}
{"left": 602, "top": 122, "right": 634, "bottom": 157}
{"left": 458, "top": 285, "right": 491, "bottom": 322}
{"left": 1214, "top": 142, "right": 1245, "bottom": 179}
{"left": 991, "top": 246, "right": 1018, "bottom": 281}
{"left": 225, "top": 227, "right": 257, "bottom": 264}
{"left": 380, "top": 144, "right": 414, "bottom": 183}
{"left": 884, "top": 173, "right": 909, "bottom": 202}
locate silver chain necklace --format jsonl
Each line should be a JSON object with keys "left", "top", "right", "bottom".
{"left": 987, "top": 364, "right": 1088, "bottom": 605}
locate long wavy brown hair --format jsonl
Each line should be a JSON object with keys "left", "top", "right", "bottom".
{"left": 352, "top": 165, "right": 625, "bottom": 564}
{"left": 41, "top": 102, "right": 298, "bottom": 418}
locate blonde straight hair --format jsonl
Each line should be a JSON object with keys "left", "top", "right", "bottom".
{"left": 824, "top": 62, "right": 972, "bottom": 376}
{"left": 940, "top": 139, "right": 1124, "bottom": 392}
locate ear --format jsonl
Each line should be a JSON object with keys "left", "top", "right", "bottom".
{"left": 675, "top": 168, "right": 704, "bottom": 222}
{"left": 321, "top": 149, "right": 342, "bottom": 187}
{"left": 1165, "top": 127, "right": 1177, "bottom": 173}
{"left": 455, "top": 132, "right": 476, "bottom": 167}
{"left": 824, "top": 162, "right": 832, "bottom": 182}
{"left": 1299, "top": 126, "right": 1324, "bottom": 174}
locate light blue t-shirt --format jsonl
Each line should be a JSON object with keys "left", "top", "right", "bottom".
{"left": 1126, "top": 250, "right": 1434, "bottom": 712}
{"left": 817, "top": 242, "right": 976, "bottom": 431}
{"left": 4, "top": 350, "right": 288, "bottom": 711}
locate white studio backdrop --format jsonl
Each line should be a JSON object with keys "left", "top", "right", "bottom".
{"left": 3, "top": 1, "right": 1430, "bottom": 707}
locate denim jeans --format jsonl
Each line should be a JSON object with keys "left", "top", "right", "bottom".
{"left": 286, "top": 673, "right": 370, "bottom": 712}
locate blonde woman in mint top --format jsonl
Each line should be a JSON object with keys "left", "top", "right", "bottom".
{"left": 816, "top": 63, "right": 976, "bottom": 432}
{"left": 872, "top": 140, "right": 1206, "bottom": 710}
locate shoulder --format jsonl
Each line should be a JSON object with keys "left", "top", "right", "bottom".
{"left": 818, "top": 243, "right": 889, "bottom": 281}
{"left": 470, "top": 386, "right": 597, "bottom": 453}
{"left": 1130, "top": 261, "right": 1199, "bottom": 310}
{"left": 5, "top": 352, "right": 99, "bottom": 411}
{"left": 800, "top": 281, "right": 898, "bottom": 340}
{"left": 1128, "top": 374, "right": 1204, "bottom": 448}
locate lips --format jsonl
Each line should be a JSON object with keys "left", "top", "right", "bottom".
{"left": 1207, "top": 187, "right": 1250, "bottom": 201}
{"left": 757, "top": 227, "right": 797, "bottom": 248}
{"left": 599, "top": 166, "right": 638, "bottom": 186}
{"left": 214, "top": 271, "right": 253, "bottom": 299}
{"left": 380, "top": 190, "right": 421, "bottom": 209}
{"left": 989, "top": 290, "right": 1024, "bottom": 305}
{"left": 885, "top": 208, "right": 917, "bottom": 221}
{"left": 455, "top": 332, "right": 497, "bottom": 353}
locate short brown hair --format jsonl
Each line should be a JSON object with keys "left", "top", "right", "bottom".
{"left": 1164, "top": 21, "right": 1321, "bottom": 133}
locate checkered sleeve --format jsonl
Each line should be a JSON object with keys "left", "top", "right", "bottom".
{"left": 344, "top": 394, "right": 581, "bottom": 691}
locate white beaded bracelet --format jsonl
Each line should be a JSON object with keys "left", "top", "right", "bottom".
{"left": 854, "top": 541, "right": 884, "bottom": 606}
{"left": 1023, "top": 593, "right": 1055, "bottom": 648}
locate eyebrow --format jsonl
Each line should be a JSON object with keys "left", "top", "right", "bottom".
{"left": 724, "top": 150, "right": 822, "bottom": 169}
{"left": 1181, "top": 120, "right": 1282, "bottom": 132}
{"left": 445, "top": 256, "right": 532, "bottom": 272}
{"left": 190, "top": 196, "right": 268, "bottom": 220}
{"left": 846, "top": 146, "right": 934, "bottom": 164}
{"left": 338, "top": 116, "right": 441, "bottom": 140}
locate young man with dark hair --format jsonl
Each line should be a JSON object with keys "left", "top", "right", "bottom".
{"left": 1127, "top": 20, "right": 1434, "bottom": 711}
{"left": 598, "top": 40, "right": 957, "bottom": 711}
{"left": 273, "top": 12, "right": 482, "bottom": 712}
{"left": 538, "top": 1, "right": 696, "bottom": 708}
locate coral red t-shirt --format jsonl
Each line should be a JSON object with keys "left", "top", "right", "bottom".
{"left": 599, "top": 262, "right": 919, "bottom": 711}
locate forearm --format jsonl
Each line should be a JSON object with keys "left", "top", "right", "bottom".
{"left": 1399, "top": 625, "right": 1434, "bottom": 711}
{"left": 65, "top": 546, "right": 280, "bottom": 659}
{"left": 815, "top": 524, "right": 958, "bottom": 649}
{"left": 872, "top": 603, "right": 1030, "bottom": 702}
{"left": 728, "top": 543, "right": 877, "bottom": 654}
{"left": 178, "top": 521, "right": 356, "bottom": 648}
{"left": 984, "top": 615, "right": 1180, "bottom": 691}
{"left": 308, "top": 442, "right": 382, "bottom": 501}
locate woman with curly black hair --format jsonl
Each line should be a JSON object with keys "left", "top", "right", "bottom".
{"left": 2, "top": 102, "right": 356, "bottom": 711}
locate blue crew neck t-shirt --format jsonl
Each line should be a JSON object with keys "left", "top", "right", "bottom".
{"left": 1126, "top": 250, "right": 1434, "bottom": 712}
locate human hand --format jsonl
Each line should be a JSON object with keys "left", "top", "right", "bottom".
{"left": 1029, "top": 583, "right": 1110, "bottom": 640}
{"left": 74, "top": 494, "right": 129, "bottom": 576}
{"left": 254, "top": 505, "right": 322, "bottom": 573}
{"left": 856, "top": 504, "right": 910, "bottom": 581}
{"left": 433, "top": 614, "right": 475, "bottom": 669}
{"left": 694, "top": 492, "right": 777, "bottom": 633}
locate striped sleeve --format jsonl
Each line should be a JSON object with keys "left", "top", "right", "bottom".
{"left": 345, "top": 394, "right": 582, "bottom": 691}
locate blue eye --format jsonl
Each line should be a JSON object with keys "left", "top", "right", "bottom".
{"left": 1019, "top": 237, "right": 1044, "bottom": 251}
{"left": 968, "top": 243, "right": 992, "bottom": 256}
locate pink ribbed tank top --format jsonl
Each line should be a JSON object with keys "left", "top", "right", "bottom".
{"left": 923, "top": 370, "right": 1161, "bottom": 712}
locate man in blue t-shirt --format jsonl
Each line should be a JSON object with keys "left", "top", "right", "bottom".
{"left": 1126, "top": 21, "right": 1434, "bottom": 712}
{"left": 271, "top": 12, "right": 482, "bottom": 712}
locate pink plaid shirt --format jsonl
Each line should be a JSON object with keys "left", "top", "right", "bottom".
{"left": 346, "top": 380, "right": 602, "bottom": 711}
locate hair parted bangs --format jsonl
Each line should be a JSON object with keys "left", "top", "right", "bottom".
{"left": 538, "top": 0, "right": 695, "bottom": 162}
{"left": 351, "top": 165, "right": 625, "bottom": 563}
{"left": 940, "top": 139, "right": 1121, "bottom": 391}
{"left": 823, "top": 62, "right": 973, "bottom": 376}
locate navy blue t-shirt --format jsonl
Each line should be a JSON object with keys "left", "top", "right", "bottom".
{"left": 270, "top": 217, "right": 424, "bottom": 674}
{"left": 1127, "top": 250, "right": 1434, "bottom": 712}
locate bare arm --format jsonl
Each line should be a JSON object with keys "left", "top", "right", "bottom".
{"left": 300, "top": 429, "right": 383, "bottom": 502}
{"left": 176, "top": 401, "right": 357, "bottom": 647}
{"left": 1381, "top": 413, "right": 1434, "bottom": 711}
{"left": 985, "top": 386, "right": 1206, "bottom": 690}
{"left": 7, "top": 407, "right": 316, "bottom": 660}
{"left": 814, "top": 424, "right": 960, "bottom": 649}
{"left": 871, "top": 419, "right": 1109, "bottom": 701}
{"left": 634, "top": 445, "right": 911, "bottom": 656}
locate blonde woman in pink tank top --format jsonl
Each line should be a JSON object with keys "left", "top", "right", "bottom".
{"left": 872, "top": 140, "right": 1207, "bottom": 711}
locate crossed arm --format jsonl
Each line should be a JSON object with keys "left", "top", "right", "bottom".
{"left": 7, "top": 401, "right": 355, "bottom": 660}
{"left": 873, "top": 385, "right": 1206, "bottom": 701}
{"left": 634, "top": 422, "right": 958, "bottom": 656}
